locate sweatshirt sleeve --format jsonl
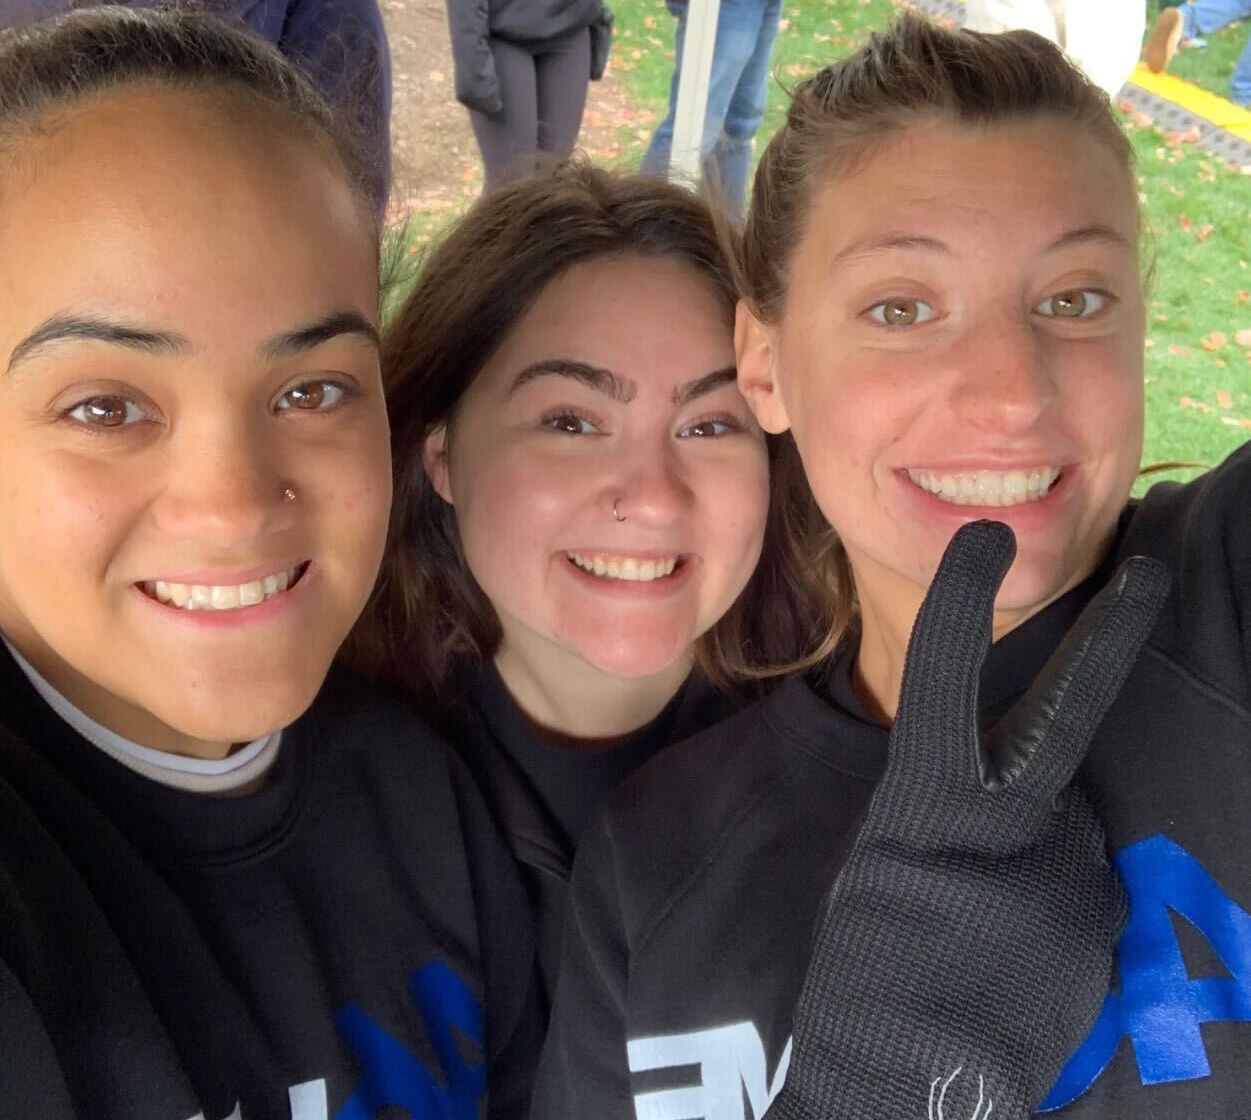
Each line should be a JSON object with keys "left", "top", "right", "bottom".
{"left": 530, "top": 816, "right": 637, "bottom": 1120}
{"left": 444, "top": 0, "right": 502, "bottom": 115}
{"left": 0, "top": 955, "right": 76, "bottom": 1118}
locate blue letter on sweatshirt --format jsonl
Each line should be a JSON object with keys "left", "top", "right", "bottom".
{"left": 333, "top": 961, "right": 485, "bottom": 1120}
{"left": 1041, "top": 834, "right": 1251, "bottom": 1110}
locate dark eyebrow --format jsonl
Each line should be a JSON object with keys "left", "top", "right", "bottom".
{"left": 1045, "top": 224, "right": 1133, "bottom": 254}
{"left": 261, "top": 309, "right": 381, "bottom": 360}
{"left": 830, "top": 234, "right": 952, "bottom": 270}
{"left": 508, "top": 359, "right": 637, "bottom": 403}
{"left": 672, "top": 367, "right": 737, "bottom": 407}
{"left": 7, "top": 315, "right": 188, "bottom": 374}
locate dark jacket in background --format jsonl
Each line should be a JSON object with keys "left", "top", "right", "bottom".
{"left": 1, "top": 0, "right": 393, "bottom": 212}
{"left": 444, "top": 0, "right": 604, "bottom": 114}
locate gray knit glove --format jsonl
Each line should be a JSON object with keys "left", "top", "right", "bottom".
{"left": 766, "top": 520, "right": 1170, "bottom": 1120}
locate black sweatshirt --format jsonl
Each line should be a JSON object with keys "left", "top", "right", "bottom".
{"left": 533, "top": 440, "right": 1251, "bottom": 1120}
{"left": 0, "top": 649, "right": 541, "bottom": 1120}
{"left": 443, "top": 663, "right": 736, "bottom": 1008}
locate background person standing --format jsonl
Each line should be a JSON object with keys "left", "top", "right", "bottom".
{"left": 639, "top": 0, "right": 783, "bottom": 217}
{"left": 0, "top": 0, "right": 393, "bottom": 213}
{"left": 446, "top": 0, "right": 611, "bottom": 192}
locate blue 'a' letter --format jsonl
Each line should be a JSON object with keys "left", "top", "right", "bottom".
{"left": 1041, "top": 834, "right": 1251, "bottom": 1110}
{"left": 333, "top": 960, "right": 486, "bottom": 1120}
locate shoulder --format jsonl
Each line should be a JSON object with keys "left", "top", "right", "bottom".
{"left": 1119, "top": 440, "right": 1251, "bottom": 698}
{"left": 583, "top": 672, "right": 875, "bottom": 931}
{"left": 303, "top": 663, "right": 481, "bottom": 800}
{"left": 1124, "top": 441, "right": 1251, "bottom": 557}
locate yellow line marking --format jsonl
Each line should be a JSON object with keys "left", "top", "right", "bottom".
{"left": 934, "top": 0, "right": 1251, "bottom": 133}
{"left": 1130, "top": 64, "right": 1251, "bottom": 130}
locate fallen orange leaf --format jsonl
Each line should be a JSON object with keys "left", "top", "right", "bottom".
{"left": 1179, "top": 215, "right": 1193, "bottom": 232}
{"left": 1196, "top": 224, "right": 1215, "bottom": 242}
{"left": 1202, "top": 331, "right": 1227, "bottom": 352}
{"left": 1237, "top": 291, "right": 1250, "bottom": 305}
{"left": 1217, "top": 390, "right": 1234, "bottom": 409}
{"left": 1168, "top": 344, "right": 1192, "bottom": 356}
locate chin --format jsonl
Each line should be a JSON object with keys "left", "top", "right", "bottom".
{"left": 154, "top": 675, "right": 324, "bottom": 746}
{"left": 991, "top": 554, "right": 1082, "bottom": 618}
{"left": 578, "top": 633, "right": 693, "bottom": 682}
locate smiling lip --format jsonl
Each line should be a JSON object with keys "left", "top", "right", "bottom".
{"left": 898, "top": 464, "right": 1074, "bottom": 530}
{"left": 904, "top": 465, "right": 1064, "bottom": 507}
{"left": 566, "top": 551, "right": 684, "bottom": 582}
{"left": 135, "top": 560, "right": 310, "bottom": 614}
{"left": 563, "top": 551, "right": 695, "bottom": 595}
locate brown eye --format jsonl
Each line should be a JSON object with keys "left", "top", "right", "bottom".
{"left": 869, "top": 297, "right": 934, "bottom": 327}
{"left": 1052, "top": 290, "right": 1088, "bottom": 318}
{"left": 277, "top": 381, "right": 347, "bottom": 412}
{"left": 68, "top": 395, "right": 140, "bottom": 428}
{"left": 286, "top": 383, "right": 325, "bottom": 409}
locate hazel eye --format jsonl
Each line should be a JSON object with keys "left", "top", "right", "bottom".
{"left": 277, "top": 381, "right": 347, "bottom": 411}
{"left": 67, "top": 395, "right": 146, "bottom": 428}
{"left": 1036, "top": 290, "right": 1109, "bottom": 318}
{"left": 867, "top": 298, "right": 935, "bottom": 327}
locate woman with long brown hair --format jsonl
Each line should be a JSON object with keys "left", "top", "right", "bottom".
{"left": 347, "top": 160, "right": 834, "bottom": 1004}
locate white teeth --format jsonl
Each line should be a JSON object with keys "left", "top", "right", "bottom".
{"left": 567, "top": 552, "right": 680, "bottom": 582}
{"left": 147, "top": 565, "right": 302, "bottom": 611}
{"left": 906, "top": 467, "right": 1061, "bottom": 507}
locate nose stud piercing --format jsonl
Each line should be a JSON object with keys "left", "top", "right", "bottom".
{"left": 613, "top": 499, "right": 626, "bottom": 523}
{"left": 282, "top": 487, "right": 297, "bottom": 503}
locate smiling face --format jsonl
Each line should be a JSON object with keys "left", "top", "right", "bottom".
{"left": 739, "top": 119, "right": 1145, "bottom": 649}
{"left": 0, "top": 89, "right": 391, "bottom": 757}
{"left": 424, "top": 254, "right": 768, "bottom": 689}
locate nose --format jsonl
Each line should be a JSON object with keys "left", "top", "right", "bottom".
{"left": 605, "top": 445, "right": 695, "bottom": 528}
{"left": 947, "top": 317, "right": 1056, "bottom": 433}
{"left": 151, "top": 416, "right": 294, "bottom": 549}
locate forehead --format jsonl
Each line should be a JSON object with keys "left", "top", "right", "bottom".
{"left": 803, "top": 119, "right": 1139, "bottom": 262}
{"left": 477, "top": 255, "right": 730, "bottom": 390}
{"left": 0, "top": 87, "right": 376, "bottom": 352}
{"left": 510, "top": 255, "right": 731, "bottom": 358}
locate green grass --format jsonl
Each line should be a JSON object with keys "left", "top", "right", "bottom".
{"left": 600, "top": 0, "right": 1251, "bottom": 477}
{"left": 1145, "top": 0, "right": 1249, "bottom": 103}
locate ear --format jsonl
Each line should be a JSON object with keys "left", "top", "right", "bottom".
{"left": 735, "top": 298, "right": 791, "bottom": 435}
{"left": 422, "top": 425, "right": 454, "bottom": 505}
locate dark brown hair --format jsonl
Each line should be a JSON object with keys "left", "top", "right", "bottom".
{"left": 0, "top": 4, "right": 374, "bottom": 223}
{"left": 737, "top": 13, "right": 1140, "bottom": 665}
{"left": 345, "top": 159, "right": 839, "bottom": 714}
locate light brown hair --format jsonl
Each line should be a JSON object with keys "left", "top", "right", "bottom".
{"left": 345, "top": 160, "right": 839, "bottom": 715}
{"left": 738, "top": 13, "right": 1140, "bottom": 665}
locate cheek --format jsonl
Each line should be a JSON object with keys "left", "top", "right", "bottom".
{"left": 450, "top": 453, "right": 583, "bottom": 587}
{"left": 718, "top": 456, "right": 769, "bottom": 554}
{"left": 2, "top": 454, "right": 137, "bottom": 571}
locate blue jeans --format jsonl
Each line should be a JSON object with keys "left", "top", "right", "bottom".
{"left": 1179, "top": 0, "right": 1251, "bottom": 104}
{"left": 640, "top": 0, "right": 783, "bottom": 213}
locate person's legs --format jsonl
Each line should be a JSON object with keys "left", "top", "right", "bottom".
{"left": 640, "top": 0, "right": 771, "bottom": 183}
{"left": 1184, "top": 0, "right": 1251, "bottom": 35}
{"left": 640, "top": 0, "right": 687, "bottom": 176}
{"left": 469, "top": 37, "right": 539, "bottom": 193}
{"left": 1146, "top": 0, "right": 1251, "bottom": 70}
{"left": 535, "top": 27, "right": 592, "bottom": 159}
{"left": 710, "top": 0, "right": 782, "bottom": 214}
{"left": 1231, "top": 26, "right": 1251, "bottom": 103}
